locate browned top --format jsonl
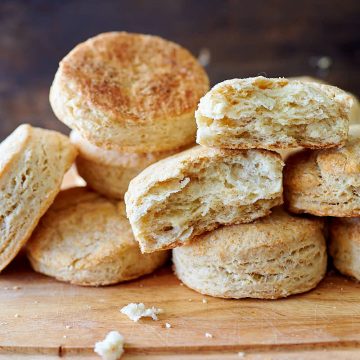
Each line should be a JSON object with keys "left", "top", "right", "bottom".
{"left": 57, "top": 32, "right": 209, "bottom": 122}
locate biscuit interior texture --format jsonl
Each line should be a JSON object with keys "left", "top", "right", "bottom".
{"left": 284, "top": 124, "right": 360, "bottom": 216}
{"left": 125, "top": 146, "right": 283, "bottom": 253}
{"left": 26, "top": 188, "right": 168, "bottom": 286}
{"left": 196, "top": 76, "right": 352, "bottom": 149}
{"left": 173, "top": 207, "right": 327, "bottom": 299}
{"left": 50, "top": 32, "right": 209, "bottom": 153}
{"left": 0, "top": 124, "right": 77, "bottom": 272}
{"left": 291, "top": 75, "right": 360, "bottom": 124}
{"left": 330, "top": 218, "right": 360, "bottom": 281}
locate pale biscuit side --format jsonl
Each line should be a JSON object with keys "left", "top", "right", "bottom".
{"left": 173, "top": 208, "right": 327, "bottom": 299}
{"left": 0, "top": 124, "right": 77, "bottom": 271}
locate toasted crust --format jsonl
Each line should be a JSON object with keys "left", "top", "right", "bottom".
{"left": 330, "top": 218, "right": 360, "bottom": 281}
{"left": 196, "top": 76, "right": 352, "bottom": 150}
{"left": 70, "top": 131, "right": 189, "bottom": 199}
{"left": 0, "top": 124, "right": 77, "bottom": 272}
{"left": 284, "top": 125, "right": 360, "bottom": 216}
{"left": 125, "top": 145, "right": 283, "bottom": 253}
{"left": 50, "top": 32, "right": 209, "bottom": 153}
{"left": 173, "top": 207, "right": 327, "bottom": 299}
{"left": 26, "top": 188, "right": 169, "bottom": 286}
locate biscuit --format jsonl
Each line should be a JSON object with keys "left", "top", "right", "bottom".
{"left": 0, "top": 124, "right": 77, "bottom": 272}
{"left": 125, "top": 146, "right": 283, "bottom": 253}
{"left": 26, "top": 188, "right": 169, "bottom": 286}
{"left": 284, "top": 125, "right": 360, "bottom": 216}
{"left": 50, "top": 32, "right": 209, "bottom": 153}
{"left": 173, "top": 207, "right": 327, "bottom": 299}
{"left": 196, "top": 76, "right": 352, "bottom": 150}
{"left": 329, "top": 217, "right": 360, "bottom": 281}
{"left": 291, "top": 76, "right": 360, "bottom": 124}
{"left": 70, "top": 131, "right": 187, "bottom": 199}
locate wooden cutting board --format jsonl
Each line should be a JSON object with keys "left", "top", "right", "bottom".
{"left": 1, "top": 252, "right": 360, "bottom": 359}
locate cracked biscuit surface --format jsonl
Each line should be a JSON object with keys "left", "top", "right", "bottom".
{"left": 26, "top": 187, "right": 168, "bottom": 286}
{"left": 196, "top": 76, "right": 352, "bottom": 150}
{"left": 50, "top": 32, "right": 209, "bottom": 153}
{"left": 125, "top": 145, "right": 283, "bottom": 253}
{"left": 173, "top": 207, "right": 327, "bottom": 299}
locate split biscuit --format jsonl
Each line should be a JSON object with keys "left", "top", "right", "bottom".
{"left": 173, "top": 207, "right": 327, "bottom": 299}
{"left": 50, "top": 32, "right": 209, "bottom": 153}
{"left": 125, "top": 146, "right": 283, "bottom": 253}
{"left": 26, "top": 188, "right": 168, "bottom": 286}
{"left": 196, "top": 76, "right": 352, "bottom": 149}
{"left": 70, "top": 131, "right": 186, "bottom": 199}
{"left": 284, "top": 124, "right": 360, "bottom": 216}
{"left": 329, "top": 217, "right": 360, "bottom": 281}
{"left": 291, "top": 76, "right": 360, "bottom": 124}
{"left": 0, "top": 124, "right": 77, "bottom": 272}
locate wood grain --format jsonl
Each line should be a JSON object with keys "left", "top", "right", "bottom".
{"left": 0, "top": 251, "right": 360, "bottom": 359}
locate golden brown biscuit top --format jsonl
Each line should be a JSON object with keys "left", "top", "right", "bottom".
{"left": 57, "top": 32, "right": 209, "bottom": 122}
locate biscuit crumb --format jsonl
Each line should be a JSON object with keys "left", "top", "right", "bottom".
{"left": 66, "top": 325, "right": 72, "bottom": 329}
{"left": 202, "top": 298, "right": 208, "bottom": 304}
{"left": 63, "top": 335, "right": 67, "bottom": 339}
{"left": 34, "top": 301, "right": 39, "bottom": 304}
{"left": 12, "top": 286, "right": 20, "bottom": 290}
{"left": 165, "top": 323, "right": 171, "bottom": 329}
{"left": 120, "top": 303, "right": 163, "bottom": 322}
{"left": 3, "top": 287, "right": 9, "bottom": 290}
{"left": 0, "top": 322, "right": 8, "bottom": 325}
{"left": 188, "top": 299, "right": 192, "bottom": 302}
{"left": 14, "top": 314, "right": 20, "bottom": 318}
{"left": 179, "top": 283, "right": 184, "bottom": 286}
{"left": 238, "top": 352, "right": 246, "bottom": 358}
{"left": 94, "top": 331, "right": 124, "bottom": 360}
{"left": 205, "top": 332, "right": 213, "bottom": 338}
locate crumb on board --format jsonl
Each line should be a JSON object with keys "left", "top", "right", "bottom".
{"left": 202, "top": 298, "right": 208, "bottom": 304}
{"left": 165, "top": 323, "right": 171, "bottom": 329}
{"left": 205, "top": 332, "right": 213, "bottom": 338}
{"left": 120, "top": 303, "right": 163, "bottom": 322}
{"left": 238, "top": 351, "right": 246, "bottom": 358}
{"left": 14, "top": 314, "right": 20, "bottom": 318}
{"left": 94, "top": 331, "right": 124, "bottom": 360}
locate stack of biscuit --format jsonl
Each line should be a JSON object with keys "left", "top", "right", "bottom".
{"left": 0, "top": 32, "right": 210, "bottom": 286}
{"left": 1, "top": 30, "right": 359, "bottom": 297}
{"left": 50, "top": 32, "right": 209, "bottom": 200}
{"left": 125, "top": 76, "right": 355, "bottom": 299}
